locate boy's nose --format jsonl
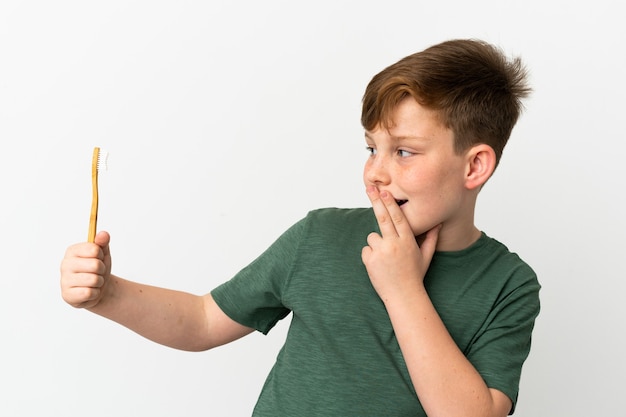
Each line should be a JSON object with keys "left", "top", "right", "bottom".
{"left": 365, "top": 157, "right": 391, "bottom": 185}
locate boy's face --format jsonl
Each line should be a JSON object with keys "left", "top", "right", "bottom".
{"left": 363, "top": 98, "right": 472, "bottom": 239}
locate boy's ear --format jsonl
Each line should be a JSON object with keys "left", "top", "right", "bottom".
{"left": 464, "top": 144, "right": 496, "bottom": 190}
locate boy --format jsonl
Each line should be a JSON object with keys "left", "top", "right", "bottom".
{"left": 61, "top": 39, "right": 540, "bottom": 416}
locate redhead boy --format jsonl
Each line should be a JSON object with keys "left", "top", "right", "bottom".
{"left": 61, "top": 39, "right": 540, "bottom": 416}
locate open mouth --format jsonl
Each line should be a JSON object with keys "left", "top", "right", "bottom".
{"left": 395, "top": 199, "right": 408, "bottom": 207}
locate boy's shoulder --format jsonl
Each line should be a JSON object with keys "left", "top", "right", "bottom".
{"left": 307, "top": 206, "right": 373, "bottom": 219}
{"left": 473, "top": 233, "right": 539, "bottom": 287}
{"left": 305, "top": 207, "right": 376, "bottom": 229}
{"left": 292, "top": 207, "right": 377, "bottom": 247}
{"left": 429, "top": 232, "right": 539, "bottom": 289}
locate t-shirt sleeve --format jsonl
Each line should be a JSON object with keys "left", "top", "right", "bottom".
{"left": 210, "top": 216, "right": 306, "bottom": 334}
{"left": 466, "top": 268, "right": 541, "bottom": 414}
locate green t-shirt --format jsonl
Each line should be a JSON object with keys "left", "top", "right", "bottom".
{"left": 211, "top": 208, "right": 540, "bottom": 416}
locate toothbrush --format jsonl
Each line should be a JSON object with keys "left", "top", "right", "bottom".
{"left": 88, "top": 147, "right": 107, "bottom": 243}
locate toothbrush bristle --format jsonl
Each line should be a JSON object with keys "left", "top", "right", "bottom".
{"left": 97, "top": 149, "right": 109, "bottom": 172}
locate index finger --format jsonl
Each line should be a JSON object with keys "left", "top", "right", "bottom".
{"left": 367, "top": 186, "right": 413, "bottom": 237}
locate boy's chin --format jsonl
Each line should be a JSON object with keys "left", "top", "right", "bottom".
{"left": 410, "top": 223, "right": 440, "bottom": 242}
{"left": 410, "top": 225, "right": 428, "bottom": 239}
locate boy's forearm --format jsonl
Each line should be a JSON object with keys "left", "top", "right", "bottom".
{"left": 89, "top": 274, "right": 211, "bottom": 351}
{"left": 384, "top": 285, "right": 510, "bottom": 417}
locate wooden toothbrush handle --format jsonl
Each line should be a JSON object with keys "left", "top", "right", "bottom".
{"left": 88, "top": 147, "right": 99, "bottom": 243}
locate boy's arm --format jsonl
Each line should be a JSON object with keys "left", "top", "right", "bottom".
{"left": 362, "top": 187, "right": 511, "bottom": 417}
{"left": 382, "top": 283, "right": 512, "bottom": 417}
{"left": 60, "top": 231, "right": 254, "bottom": 351}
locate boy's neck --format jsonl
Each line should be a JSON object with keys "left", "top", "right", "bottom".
{"left": 433, "top": 223, "right": 482, "bottom": 252}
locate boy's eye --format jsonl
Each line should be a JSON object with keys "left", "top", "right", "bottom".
{"left": 398, "top": 149, "right": 412, "bottom": 157}
{"left": 366, "top": 146, "right": 377, "bottom": 156}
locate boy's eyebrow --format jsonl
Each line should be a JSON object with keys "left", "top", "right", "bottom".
{"left": 364, "top": 132, "right": 431, "bottom": 142}
{"left": 394, "top": 135, "right": 431, "bottom": 142}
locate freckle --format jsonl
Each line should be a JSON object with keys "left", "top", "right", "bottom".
{"left": 139, "top": 289, "right": 143, "bottom": 293}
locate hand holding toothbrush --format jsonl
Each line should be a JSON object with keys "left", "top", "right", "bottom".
{"left": 60, "top": 231, "right": 112, "bottom": 309}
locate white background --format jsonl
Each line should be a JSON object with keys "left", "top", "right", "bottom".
{"left": 1, "top": 1, "right": 624, "bottom": 416}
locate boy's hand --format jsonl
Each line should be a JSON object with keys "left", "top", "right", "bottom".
{"left": 60, "top": 231, "right": 112, "bottom": 309}
{"left": 361, "top": 186, "right": 440, "bottom": 303}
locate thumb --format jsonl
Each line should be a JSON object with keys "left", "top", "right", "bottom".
{"left": 94, "top": 231, "right": 112, "bottom": 273}
{"left": 94, "top": 231, "right": 111, "bottom": 252}
{"left": 419, "top": 224, "right": 442, "bottom": 263}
